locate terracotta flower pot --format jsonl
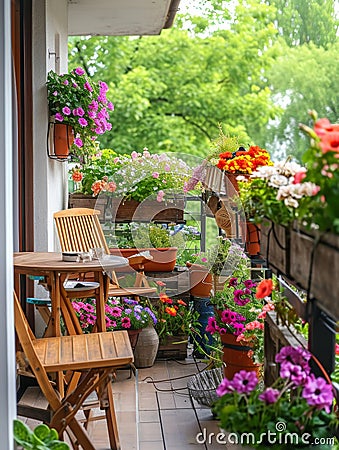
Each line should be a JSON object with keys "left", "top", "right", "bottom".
{"left": 53, "top": 123, "right": 74, "bottom": 159}
{"left": 110, "top": 247, "right": 177, "bottom": 272}
{"left": 220, "top": 332, "right": 261, "bottom": 379}
{"left": 186, "top": 262, "right": 212, "bottom": 297}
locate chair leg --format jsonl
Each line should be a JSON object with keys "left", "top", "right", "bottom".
{"left": 104, "top": 384, "right": 120, "bottom": 450}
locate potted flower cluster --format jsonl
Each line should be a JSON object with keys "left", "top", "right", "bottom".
{"left": 213, "top": 345, "right": 337, "bottom": 449}
{"left": 69, "top": 148, "right": 190, "bottom": 224}
{"left": 237, "top": 159, "right": 320, "bottom": 228}
{"left": 154, "top": 285, "right": 200, "bottom": 359}
{"left": 207, "top": 277, "right": 275, "bottom": 378}
{"left": 71, "top": 296, "right": 157, "bottom": 348}
{"left": 46, "top": 67, "right": 114, "bottom": 159}
{"left": 186, "top": 238, "right": 249, "bottom": 297}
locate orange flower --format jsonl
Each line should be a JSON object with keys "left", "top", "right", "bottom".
{"left": 177, "top": 299, "right": 187, "bottom": 306}
{"left": 219, "top": 151, "right": 233, "bottom": 159}
{"left": 319, "top": 131, "right": 339, "bottom": 154}
{"left": 72, "top": 170, "right": 83, "bottom": 182}
{"left": 255, "top": 279, "right": 273, "bottom": 299}
{"left": 165, "top": 306, "right": 177, "bottom": 316}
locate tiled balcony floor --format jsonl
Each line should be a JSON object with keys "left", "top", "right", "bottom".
{"left": 18, "top": 354, "right": 239, "bottom": 450}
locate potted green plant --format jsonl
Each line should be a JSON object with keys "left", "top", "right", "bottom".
{"left": 109, "top": 223, "right": 186, "bottom": 272}
{"left": 46, "top": 67, "right": 114, "bottom": 159}
{"left": 213, "top": 345, "right": 338, "bottom": 449}
{"left": 13, "top": 419, "right": 70, "bottom": 450}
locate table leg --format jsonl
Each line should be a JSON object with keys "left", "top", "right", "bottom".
{"left": 95, "top": 272, "right": 107, "bottom": 332}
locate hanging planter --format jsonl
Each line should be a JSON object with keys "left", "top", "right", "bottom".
{"left": 47, "top": 121, "right": 74, "bottom": 161}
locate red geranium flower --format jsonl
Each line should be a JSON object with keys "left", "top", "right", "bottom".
{"left": 255, "top": 279, "right": 273, "bottom": 299}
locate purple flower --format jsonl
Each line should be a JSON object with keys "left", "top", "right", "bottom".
{"left": 107, "top": 101, "right": 114, "bottom": 111}
{"left": 53, "top": 91, "right": 58, "bottom": 96}
{"left": 74, "top": 137, "right": 83, "bottom": 148}
{"left": 63, "top": 80, "right": 69, "bottom": 86}
{"left": 231, "top": 370, "right": 258, "bottom": 394}
{"left": 88, "top": 110, "right": 96, "bottom": 119}
{"left": 62, "top": 106, "right": 71, "bottom": 116}
{"left": 302, "top": 374, "right": 334, "bottom": 413}
{"left": 55, "top": 112, "right": 64, "bottom": 121}
{"left": 259, "top": 388, "right": 280, "bottom": 404}
{"left": 276, "top": 346, "right": 311, "bottom": 373}
{"left": 78, "top": 118, "right": 88, "bottom": 127}
{"left": 216, "top": 377, "right": 234, "bottom": 396}
{"left": 74, "top": 67, "right": 85, "bottom": 76}
{"left": 280, "top": 361, "right": 308, "bottom": 385}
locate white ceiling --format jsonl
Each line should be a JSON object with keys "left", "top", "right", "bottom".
{"left": 68, "top": 0, "right": 181, "bottom": 36}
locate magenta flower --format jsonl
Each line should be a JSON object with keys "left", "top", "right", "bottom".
{"left": 244, "top": 279, "right": 256, "bottom": 289}
{"left": 84, "top": 81, "right": 93, "bottom": 92}
{"left": 107, "top": 101, "right": 114, "bottom": 111}
{"left": 76, "top": 107, "right": 85, "bottom": 117}
{"left": 63, "top": 80, "right": 69, "bottom": 86}
{"left": 205, "top": 316, "right": 218, "bottom": 333}
{"left": 231, "top": 370, "right": 258, "bottom": 394}
{"left": 121, "top": 317, "right": 131, "bottom": 328}
{"left": 62, "top": 106, "right": 71, "bottom": 116}
{"left": 74, "top": 137, "right": 83, "bottom": 148}
{"left": 259, "top": 388, "right": 280, "bottom": 404}
{"left": 74, "top": 67, "right": 85, "bottom": 76}
{"left": 89, "top": 100, "right": 99, "bottom": 111}
{"left": 216, "top": 378, "right": 234, "bottom": 396}
{"left": 302, "top": 374, "right": 334, "bottom": 413}
{"left": 78, "top": 118, "right": 88, "bottom": 127}
{"left": 88, "top": 110, "right": 96, "bottom": 119}
{"left": 55, "top": 112, "right": 64, "bottom": 121}
{"left": 228, "top": 277, "right": 238, "bottom": 287}
{"left": 99, "top": 80, "right": 108, "bottom": 92}
{"left": 110, "top": 307, "right": 122, "bottom": 317}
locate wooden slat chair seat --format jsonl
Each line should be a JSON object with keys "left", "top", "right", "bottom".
{"left": 53, "top": 208, "right": 156, "bottom": 299}
{"left": 14, "top": 292, "right": 133, "bottom": 450}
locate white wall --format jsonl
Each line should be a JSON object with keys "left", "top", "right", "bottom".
{"left": 32, "top": 0, "right": 69, "bottom": 252}
{"left": 0, "top": 0, "right": 16, "bottom": 447}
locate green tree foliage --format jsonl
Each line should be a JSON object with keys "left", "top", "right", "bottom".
{"left": 68, "top": 1, "right": 280, "bottom": 157}
{"left": 266, "top": 0, "right": 339, "bottom": 48}
{"left": 267, "top": 41, "right": 339, "bottom": 160}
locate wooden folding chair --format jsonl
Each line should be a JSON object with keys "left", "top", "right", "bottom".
{"left": 53, "top": 207, "right": 156, "bottom": 299}
{"left": 14, "top": 291, "right": 133, "bottom": 450}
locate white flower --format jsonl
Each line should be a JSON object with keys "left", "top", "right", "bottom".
{"left": 284, "top": 197, "right": 299, "bottom": 208}
{"left": 268, "top": 174, "right": 289, "bottom": 188}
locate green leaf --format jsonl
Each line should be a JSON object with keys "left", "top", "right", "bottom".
{"left": 13, "top": 420, "right": 33, "bottom": 447}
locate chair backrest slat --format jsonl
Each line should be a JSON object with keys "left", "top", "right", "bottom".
{"left": 54, "top": 208, "right": 109, "bottom": 254}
